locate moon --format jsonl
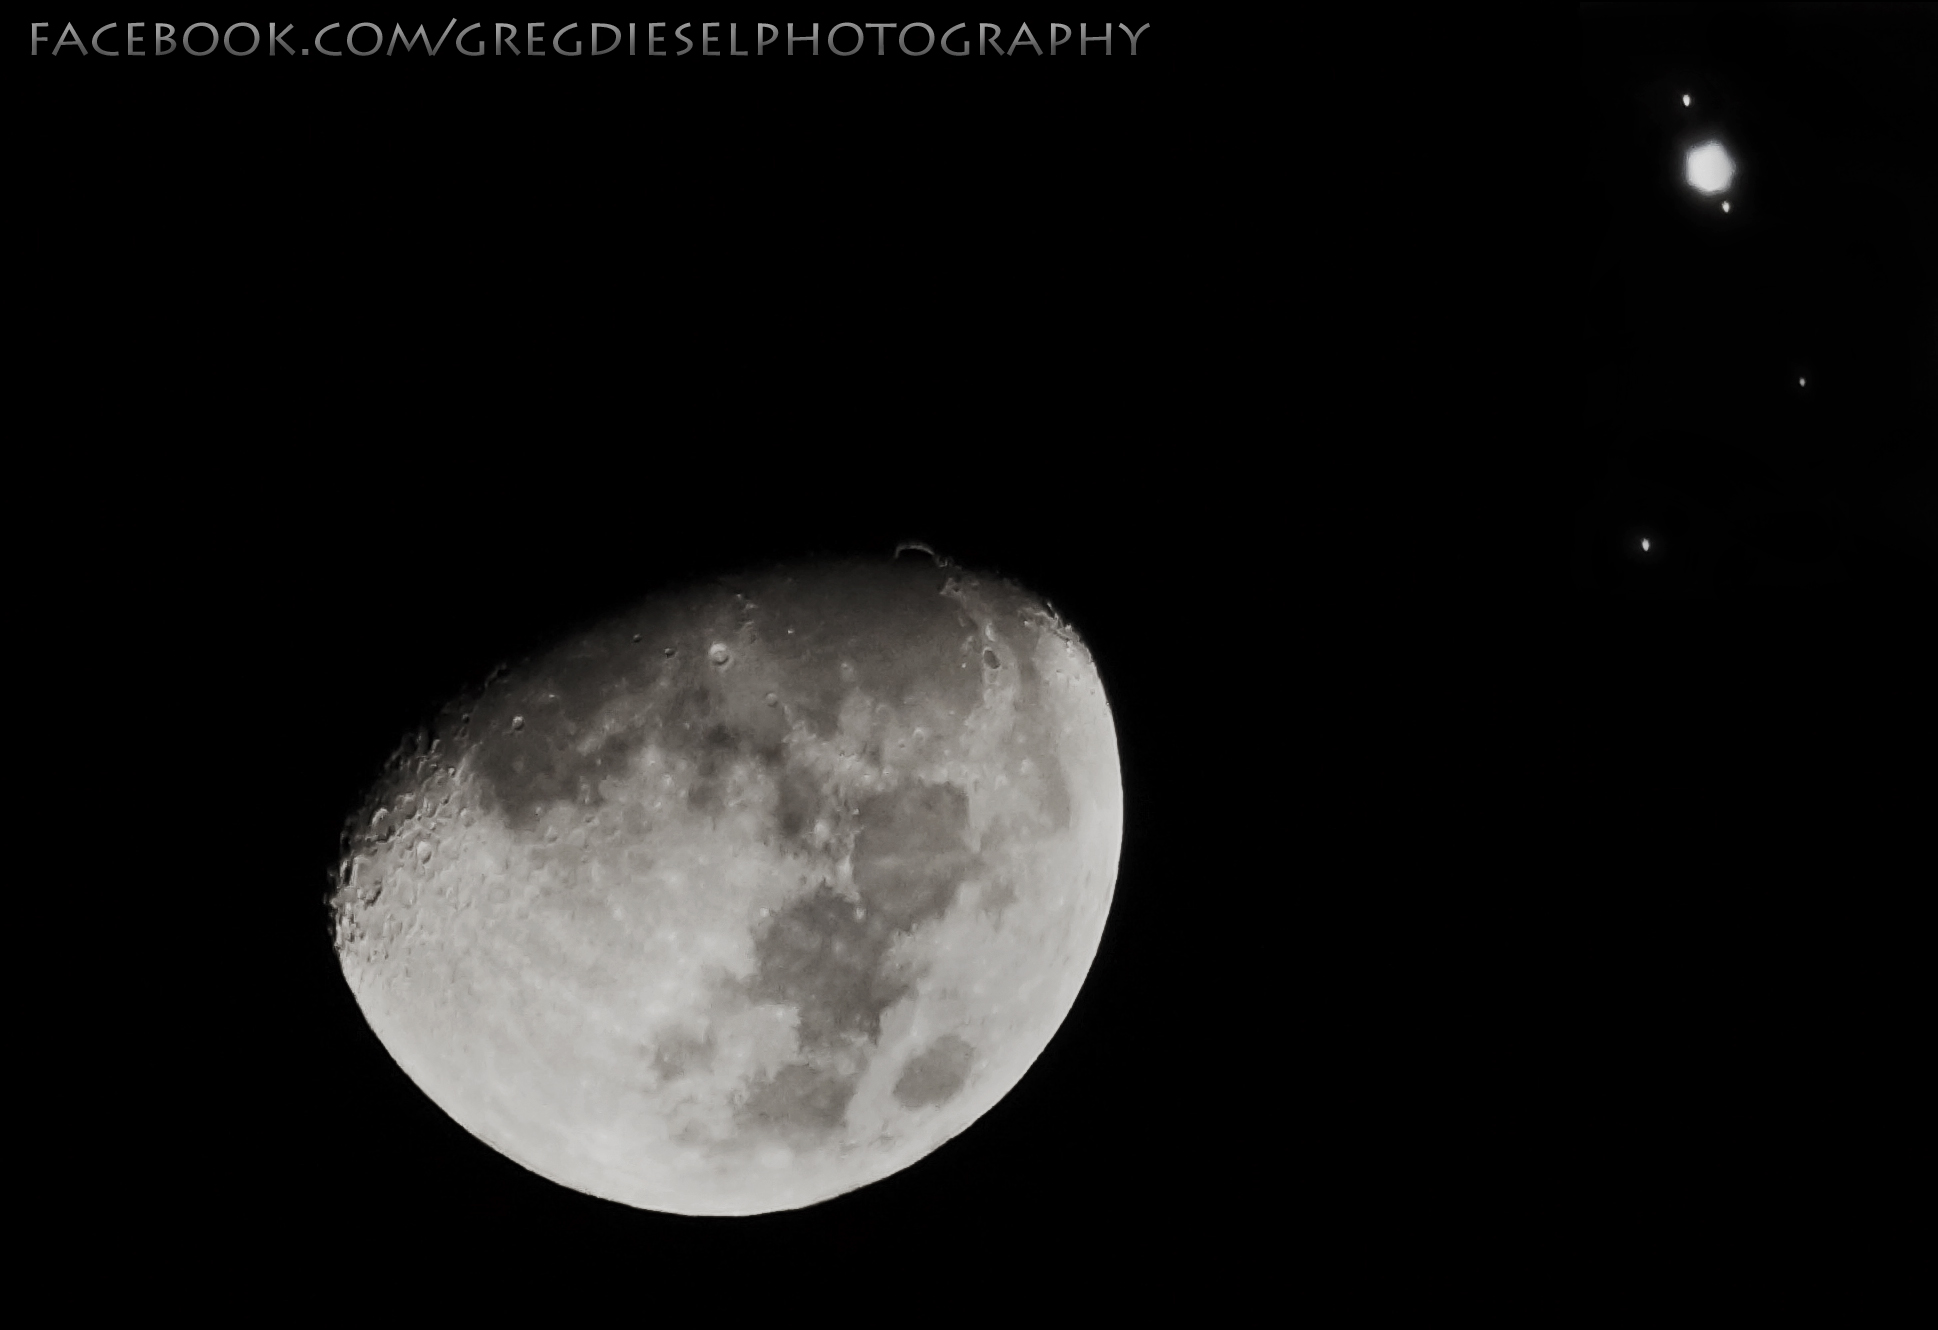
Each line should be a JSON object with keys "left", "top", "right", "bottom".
{"left": 329, "top": 555, "right": 1123, "bottom": 1215}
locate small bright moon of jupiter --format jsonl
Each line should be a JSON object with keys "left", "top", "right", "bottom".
{"left": 330, "top": 556, "right": 1123, "bottom": 1215}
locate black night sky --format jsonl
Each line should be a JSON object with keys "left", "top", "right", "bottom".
{"left": 13, "top": 6, "right": 1932, "bottom": 1304}
{"left": 1565, "top": 4, "right": 1931, "bottom": 1290}
{"left": 1576, "top": 4, "right": 1934, "bottom": 600}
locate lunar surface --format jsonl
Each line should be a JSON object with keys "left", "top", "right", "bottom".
{"left": 329, "top": 556, "right": 1122, "bottom": 1215}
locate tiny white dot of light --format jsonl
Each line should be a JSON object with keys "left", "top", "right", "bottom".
{"left": 1799, "top": 377, "right": 1807, "bottom": 386}
{"left": 1682, "top": 94, "right": 1691, "bottom": 106}
{"left": 1641, "top": 538, "right": 1651, "bottom": 552}
{"left": 1722, "top": 201, "right": 1731, "bottom": 212}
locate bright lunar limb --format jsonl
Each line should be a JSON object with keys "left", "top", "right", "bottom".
{"left": 1686, "top": 141, "right": 1736, "bottom": 194}
{"left": 329, "top": 557, "right": 1123, "bottom": 1216}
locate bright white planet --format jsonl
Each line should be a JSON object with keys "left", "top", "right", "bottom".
{"left": 1686, "top": 141, "right": 1735, "bottom": 194}
{"left": 1682, "top": 94, "right": 1691, "bottom": 107}
{"left": 1722, "top": 201, "right": 1731, "bottom": 212}
{"left": 1641, "top": 538, "right": 1651, "bottom": 552}
{"left": 330, "top": 557, "right": 1123, "bottom": 1215}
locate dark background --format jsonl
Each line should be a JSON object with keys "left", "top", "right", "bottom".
{"left": 18, "top": 3, "right": 1932, "bottom": 1299}
{"left": 1565, "top": 2, "right": 1932, "bottom": 1290}
{"left": 1575, "top": 2, "right": 1935, "bottom": 602}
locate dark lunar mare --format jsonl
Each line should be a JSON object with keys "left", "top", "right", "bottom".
{"left": 893, "top": 1034, "right": 976, "bottom": 1109}
{"left": 733, "top": 778, "right": 982, "bottom": 1145}
{"left": 446, "top": 560, "right": 996, "bottom": 837}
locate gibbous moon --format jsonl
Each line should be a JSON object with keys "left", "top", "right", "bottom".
{"left": 330, "top": 557, "right": 1123, "bottom": 1215}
